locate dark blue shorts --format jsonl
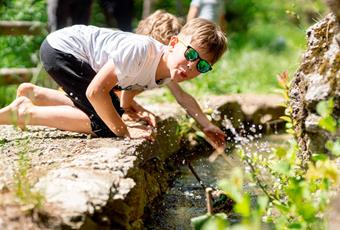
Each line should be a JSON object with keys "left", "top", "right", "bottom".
{"left": 40, "top": 39, "right": 124, "bottom": 137}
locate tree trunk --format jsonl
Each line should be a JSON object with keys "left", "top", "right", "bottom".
{"left": 142, "top": 0, "right": 154, "bottom": 19}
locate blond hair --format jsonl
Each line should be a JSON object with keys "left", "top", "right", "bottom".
{"left": 180, "top": 18, "right": 227, "bottom": 64}
{"left": 136, "top": 10, "right": 183, "bottom": 45}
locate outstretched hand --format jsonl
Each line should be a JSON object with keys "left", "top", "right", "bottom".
{"left": 202, "top": 124, "right": 226, "bottom": 152}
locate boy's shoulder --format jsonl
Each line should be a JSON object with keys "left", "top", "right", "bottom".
{"left": 126, "top": 34, "right": 166, "bottom": 52}
{"left": 131, "top": 33, "right": 163, "bottom": 44}
{"left": 113, "top": 34, "right": 165, "bottom": 63}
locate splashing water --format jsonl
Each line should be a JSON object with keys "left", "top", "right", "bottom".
{"left": 145, "top": 135, "right": 289, "bottom": 229}
{"left": 221, "top": 117, "right": 250, "bottom": 145}
{"left": 145, "top": 112, "right": 289, "bottom": 229}
{"left": 217, "top": 114, "right": 274, "bottom": 157}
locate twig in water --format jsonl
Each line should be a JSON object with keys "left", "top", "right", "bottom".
{"left": 187, "top": 160, "right": 207, "bottom": 190}
{"left": 206, "top": 187, "right": 213, "bottom": 214}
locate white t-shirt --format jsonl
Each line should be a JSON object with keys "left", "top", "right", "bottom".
{"left": 46, "top": 25, "right": 170, "bottom": 90}
{"left": 190, "top": 0, "right": 225, "bottom": 24}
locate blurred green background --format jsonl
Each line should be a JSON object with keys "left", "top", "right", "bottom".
{"left": 0, "top": 0, "right": 327, "bottom": 106}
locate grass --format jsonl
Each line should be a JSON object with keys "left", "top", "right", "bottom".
{"left": 144, "top": 21, "right": 308, "bottom": 104}
{"left": 14, "top": 138, "right": 44, "bottom": 207}
{"left": 0, "top": 86, "right": 17, "bottom": 107}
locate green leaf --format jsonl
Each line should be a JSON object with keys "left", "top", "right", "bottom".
{"left": 297, "top": 203, "right": 317, "bottom": 221}
{"left": 191, "top": 214, "right": 228, "bottom": 230}
{"left": 326, "top": 140, "right": 340, "bottom": 156}
{"left": 273, "top": 200, "right": 289, "bottom": 213}
{"left": 272, "top": 160, "right": 290, "bottom": 175}
{"left": 234, "top": 195, "right": 250, "bottom": 217}
{"left": 285, "top": 122, "right": 293, "bottom": 129}
{"left": 323, "top": 178, "right": 330, "bottom": 190}
{"left": 202, "top": 214, "right": 228, "bottom": 230}
{"left": 332, "top": 140, "right": 340, "bottom": 156}
{"left": 280, "top": 116, "right": 292, "bottom": 123}
{"left": 316, "top": 100, "right": 330, "bottom": 117}
{"left": 218, "top": 168, "right": 244, "bottom": 203}
{"left": 219, "top": 180, "right": 242, "bottom": 203}
{"left": 0, "top": 138, "right": 7, "bottom": 146}
{"left": 316, "top": 98, "right": 333, "bottom": 117}
{"left": 288, "top": 222, "right": 302, "bottom": 229}
{"left": 274, "top": 147, "right": 287, "bottom": 158}
{"left": 286, "top": 129, "right": 295, "bottom": 135}
{"left": 191, "top": 214, "right": 211, "bottom": 230}
{"left": 319, "top": 116, "right": 337, "bottom": 132}
{"left": 278, "top": 103, "right": 288, "bottom": 108}
{"left": 195, "top": 131, "right": 206, "bottom": 138}
{"left": 257, "top": 196, "right": 269, "bottom": 213}
{"left": 311, "top": 153, "right": 328, "bottom": 162}
{"left": 215, "top": 213, "right": 228, "bottom": 219}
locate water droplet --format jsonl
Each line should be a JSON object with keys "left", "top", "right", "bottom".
{"left": 211, "top": 110, "right": 221, "bottom": 121}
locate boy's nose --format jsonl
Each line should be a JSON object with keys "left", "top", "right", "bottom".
{"left": 186, "top": 60, "right": 196, "bottom": 71}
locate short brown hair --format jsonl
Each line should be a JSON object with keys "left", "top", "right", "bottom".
{"left": 180, "top": 18, "right": 227, "bottom": 64}
{"left": 136, "top": 10, "right": 183, "bottom": 45}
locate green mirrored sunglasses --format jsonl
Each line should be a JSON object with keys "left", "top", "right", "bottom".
{"left": 178, "top": 39, "right": 212, "bottom": 73}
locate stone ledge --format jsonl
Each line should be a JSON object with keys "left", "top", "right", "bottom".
{"left": 0, "top": 94, "right": 285, "bottom": 229}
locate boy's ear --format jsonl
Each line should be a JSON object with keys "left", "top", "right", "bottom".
{"left": 168, "top": 36, "right": 179, "bottom": 48}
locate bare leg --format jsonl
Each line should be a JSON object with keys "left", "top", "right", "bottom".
{"left": 16, "top": 83, "right": 74, "bottom": 106}
{"left": 0, "top": 96, "right": 93, "bottom": 134}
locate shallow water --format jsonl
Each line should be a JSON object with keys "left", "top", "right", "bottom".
{"left": 144, "top": 134, "right": 290, "bottom": 230}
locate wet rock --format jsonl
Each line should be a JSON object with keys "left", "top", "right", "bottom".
{"left": 305, "top": 73, "right": 332, "bottom": 103}
{"left": 305, "top": 114, "right": 321, "bottom": 133}
{"left": 204, "top": 94, "right": 285, "bottom": 132}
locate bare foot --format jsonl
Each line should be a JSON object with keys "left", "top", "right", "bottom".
{"left": 0, "top": 96, "right": 33, "bottom": 129}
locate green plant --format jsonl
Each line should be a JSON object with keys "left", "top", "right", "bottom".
{"left": 13, "top": 138, "right": 44, "bottom": 208}
{"left": 0, "top": 0, "right": 47, "bottom": 68}
{"left": 316, "top": 98, "right": 337, "bottom": 133}
{"left": 190, "top": 77, "right": 339, "bottom": 229}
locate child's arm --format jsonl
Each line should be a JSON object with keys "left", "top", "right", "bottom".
{"left": 167, "top": 81, "right": 226, "bottom": 149}
{"left": 187, "top": 5, "right": 199, "bottom": 22}
{"left": 86, "top": 61, "right": 129, "bottom": 137}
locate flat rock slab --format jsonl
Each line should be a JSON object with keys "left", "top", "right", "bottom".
{"left": 0, "top": 102, "right": 182, "bottom": 229}
{"left": 0, "top": 126, "right": 145, "bottom": 228}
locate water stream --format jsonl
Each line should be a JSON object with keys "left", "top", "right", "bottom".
{"left": 145, "top": 133, "right": 290, "bottom": 230}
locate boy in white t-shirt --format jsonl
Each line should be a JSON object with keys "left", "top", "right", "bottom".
{"left": 0, "top": 18, "right": 227, "bottom": 149}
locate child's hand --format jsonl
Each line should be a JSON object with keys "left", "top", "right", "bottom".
{"left": 123, "top": 107, "right": 157, "bottom": 127}
{"left": 127, "top": 125, "right": 155, "bottom": 141}
{"left": 203, "top": 124, "right": 226, "bottom": 151}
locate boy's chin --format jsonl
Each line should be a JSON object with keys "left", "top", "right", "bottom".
{"left": 170, "top": 75, "right": 178, "bottom": 81}
{"left": 171, "top": 73, "right": 186, "bottom": 82}
{"left": 171, "top": 76, "right": 183, "bottom": 83}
